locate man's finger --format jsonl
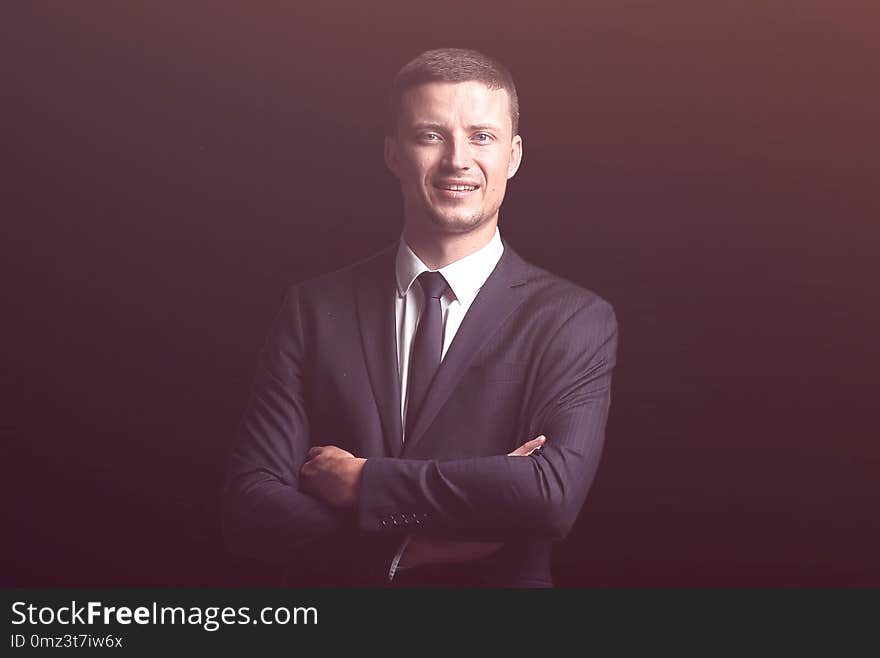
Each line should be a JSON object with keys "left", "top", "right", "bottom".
{"left": 508, "top": 435, "right": 546, "bottom": 456}
{"left": 307, "top": 446, "right": 324, "bottom": 459}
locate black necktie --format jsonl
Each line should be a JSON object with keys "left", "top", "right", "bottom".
{"left": 405, "top": 271, "right": 449, "bottom": 439}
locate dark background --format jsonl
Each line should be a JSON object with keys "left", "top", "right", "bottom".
{"left": 4, "top": 2, "right": 878, "bottom": 586}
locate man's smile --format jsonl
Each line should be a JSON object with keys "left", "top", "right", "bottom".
{"left": 433, "top": 180, "right": 480, "bottom": 199}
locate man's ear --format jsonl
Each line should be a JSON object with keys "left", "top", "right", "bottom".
{"left": 507, "top": 134, "right": 523, "bottom": 179}
{"left": 384, "top": 135, "right": 400, "bottom": 178}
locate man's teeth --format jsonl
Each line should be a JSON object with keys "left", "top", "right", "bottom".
{"left": 439, "top": 184, "right": 476, "bottom": 191}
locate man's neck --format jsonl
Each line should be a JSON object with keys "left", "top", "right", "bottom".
{"left": 403, "top": 220, "right": 498, "bottom": 270}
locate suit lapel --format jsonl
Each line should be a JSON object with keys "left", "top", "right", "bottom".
{"left": 401, "top": 241, "right": 532, "bottom": 456}
{"left": 355, "top": 244, "right": 404, "bottom": 457}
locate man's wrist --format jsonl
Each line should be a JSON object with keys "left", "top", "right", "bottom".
{"left": 348, "top": 457, "right": 367, "bottom": 508}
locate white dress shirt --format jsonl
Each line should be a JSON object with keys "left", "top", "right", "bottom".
{"left": 387, "top": 226, "right": 504, "bottom": 579}
{"left": 395, "top": 227, "right": 505, "bottom": 438}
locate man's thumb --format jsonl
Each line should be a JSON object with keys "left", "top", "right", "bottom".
{"left": 508, "top": 435, "right": 546, "bottom": 457}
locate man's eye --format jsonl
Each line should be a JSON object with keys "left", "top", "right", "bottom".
{"left": 473, "top": 133, "right": 493, "bottom": 142}
{"left": 420, "top": 133, "right": 441, "bottom": 141}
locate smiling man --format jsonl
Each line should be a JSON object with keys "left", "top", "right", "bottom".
{"left": 222, "top": 48, "right": 618, "bottom": 587}
{"left": 387, "top": 78, "right": 522, "bottom": 260}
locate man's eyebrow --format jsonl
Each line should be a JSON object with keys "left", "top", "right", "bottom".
{"left": 467, "top": 123, "right": 503, "bottom": 132}
{"left": 411, "top": 122, "right": 446, "bottom": 131}
{"left": 410, "top": 122, "right": 503, "bottom": 132}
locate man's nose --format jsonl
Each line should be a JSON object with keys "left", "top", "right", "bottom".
{"left": 441, "top": 135, "right": 472, "bottom": 170}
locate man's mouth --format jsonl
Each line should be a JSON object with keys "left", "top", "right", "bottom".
{"left": 436, "top": 183, "right": 478, "bottom": 191}
{"left": 433, "top": 181, "right": 479, "bottom": 198}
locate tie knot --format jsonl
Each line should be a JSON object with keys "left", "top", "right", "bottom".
{"left": 417, "top": 271, "right": 448, "bottom": 299}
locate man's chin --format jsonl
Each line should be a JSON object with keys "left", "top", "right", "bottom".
{"left": 426, "top": 210, "right": 491, "bottom": 234}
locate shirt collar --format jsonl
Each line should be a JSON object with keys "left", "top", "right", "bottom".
{"left": 395, "top": 227, "right": 504, "bottom": 305}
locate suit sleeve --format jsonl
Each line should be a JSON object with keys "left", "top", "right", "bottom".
{"left": 221, "top": 285, "right": 402, "bottom": 585}
{"left": 357, "top": 297, "right": 618, "bottom": 542}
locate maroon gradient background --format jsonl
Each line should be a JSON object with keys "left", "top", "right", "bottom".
{"left": 3, "top": 2, "right": 878, "bottom": 586}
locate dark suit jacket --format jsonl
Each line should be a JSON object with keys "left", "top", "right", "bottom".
{"left": 222, "top": 238, "right": 618, "bottom": 587}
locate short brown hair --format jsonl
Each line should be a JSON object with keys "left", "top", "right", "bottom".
{"left": 389, "top": 48, "right": 520, "bottom": 137}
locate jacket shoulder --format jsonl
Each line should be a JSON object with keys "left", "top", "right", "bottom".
{"left": 513, "top": 251, "right": 615, "bottom": 323}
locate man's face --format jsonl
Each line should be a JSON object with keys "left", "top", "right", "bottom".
{"left": 385, "top": 81, "right": 523, "bottom": 236}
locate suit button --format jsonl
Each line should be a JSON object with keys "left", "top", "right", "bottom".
{"left": 381, "top": 519, "right": 389, "bottom": 527}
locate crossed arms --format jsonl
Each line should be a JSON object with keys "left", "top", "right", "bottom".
{"left": 221, "top": 283, "right": 618, "bottom": 581}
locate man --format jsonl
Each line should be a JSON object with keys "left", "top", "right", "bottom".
{"left": 222, "top": 48, "right": 618, "bottom": 587}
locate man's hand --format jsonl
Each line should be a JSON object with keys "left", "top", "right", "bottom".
{"left": 300, "top": 446, "right": 366, "bottom": 509}
{"left": 508, "top": 434, "right": 545, "bottom": 456}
